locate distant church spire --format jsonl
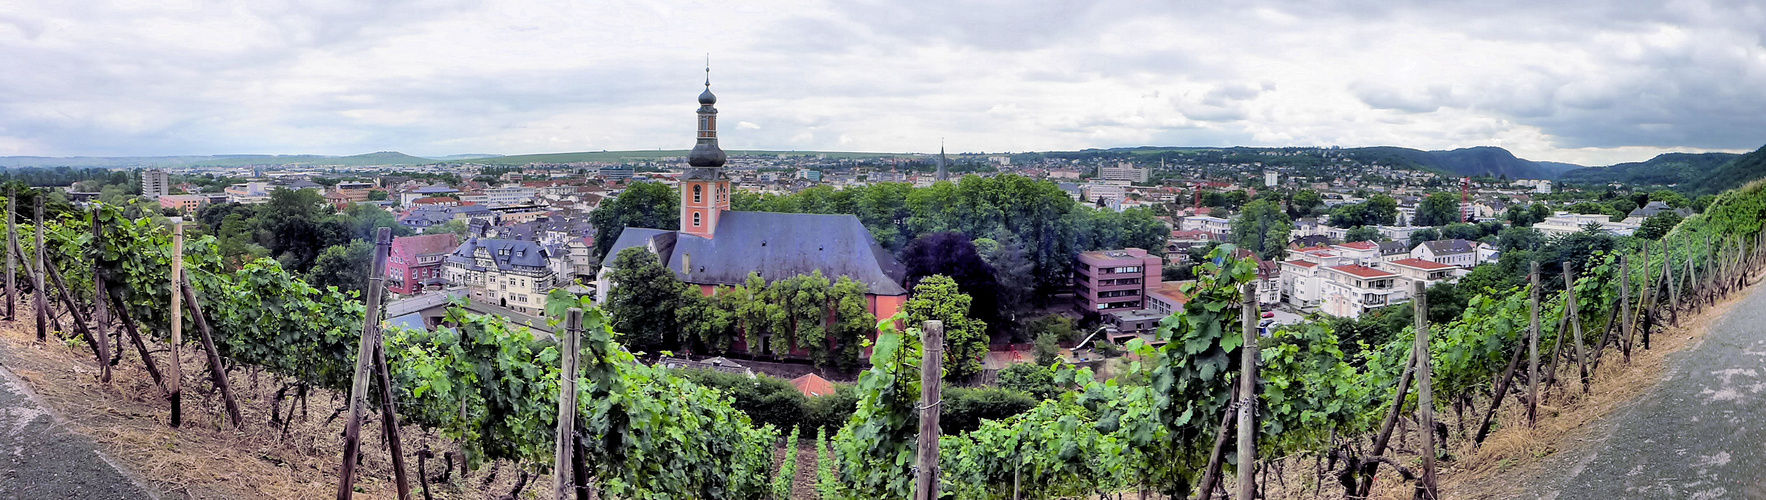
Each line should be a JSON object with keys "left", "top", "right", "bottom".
{"left": 936, "top": 138, "right": 949, "bottom": 182}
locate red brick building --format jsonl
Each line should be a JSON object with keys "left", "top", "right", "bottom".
{"left": 387, "top": 234, "right": 460, "bottom": 296}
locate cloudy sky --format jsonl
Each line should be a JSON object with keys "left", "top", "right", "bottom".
{"left": 2, "top": 0, "right": 1763, "bottom": 165}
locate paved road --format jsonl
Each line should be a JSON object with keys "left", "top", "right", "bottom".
{"left": 0, "top": 363, "right": 155, "bottom": 499}
{"left": 1531, "top": 281, "right": 1766, "bottom": 499}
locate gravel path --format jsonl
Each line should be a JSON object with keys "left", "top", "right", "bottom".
{"left": 1529, "top": 281, "right": 1766, "bottom": 499}
{"left": 0, "top": 359, "right": 155, "bottom": 500}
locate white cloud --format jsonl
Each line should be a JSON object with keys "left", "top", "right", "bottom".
{"left": 0, "top": 0, "right": 1761, "bottom": 165}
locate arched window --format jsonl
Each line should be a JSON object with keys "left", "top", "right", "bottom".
{"left": 693, "top": 211, "right": 701, "bottom": 227}
{"left": 693, "top": 184, "right": 702, "bottom": 203}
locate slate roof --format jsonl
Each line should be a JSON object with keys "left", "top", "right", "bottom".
{"left": 447, "top": 238, "right": 551, "bottom": 272}
{"left": 1378, "top": 241, "right": 1410, "bottom": 256}
{"left": 1628, "top": 201, "right": 1693, "bottom": 219}
{"left": 1419, "top": 238, "right": 1476, "bottom": 255}
{"left": 605, "top": 211, "right": 908, "bottom": 295}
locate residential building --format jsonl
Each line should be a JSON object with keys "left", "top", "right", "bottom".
{"left": 224, "top": 182, "right": 271, "bottom": 203}
{"left": 597, "top": 78, "right": 908, "bottom": 359}
{"left": 443, "top": 237, "right": 554, "bottom": 316}
{"left": 1626, "top": 201, "right": 1693, "bottom": 221}
{"left": 1280, "top": 260, "right": 1323, "bottom": 308}
{"left": 1080, "top": 183, "right": 1126, "bottom": 205}
{"left": 334, "top": 182, "right": 376, "bottom": 202}
{"left": 387, "top": 233, "right": 460, "bottom": 296}
{"left": 141, "top": 169, "right": 170, "bottom": 198}
{"left": 483, "top": 186, "right": 537, "bottom": 206}
{"left": 1535, "top": 213, "right": 1639, "bottom": 236}
{"left": 1264, "top": 171, "right": 1279, "bottom": 187}
{"left": 1320, "top": 265, "right": 1407, "bottom": 319}
{"left": 1410, "top": 239, "right": 1478, "bottom": 267}
{"left": 157, "top": 194, "right": 206, "bottom": 213}
{"left": 1330, "top": 241, "right": 1381, "bottom": 267}
{"left": 1098, "top": 163, "right": 1149, "bottom": 183}
{"left": 1178, "top": 215, "right": 1232, "bottom": 239}
{"left": 1387, "top": 258, "right": 1456, "bottom": 288}
{"left": 1074, "top": 248, "right": 1161, "bottom": 312}
{"left": 599, "top": 165, "right": 635, "bottom": 182}
{"left": 1377, "top": 241, "right": 1411, "bottom": 268}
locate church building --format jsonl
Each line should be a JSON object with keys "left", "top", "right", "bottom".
{"left": 597, "top": 71, "right": 909, "bottom": 357}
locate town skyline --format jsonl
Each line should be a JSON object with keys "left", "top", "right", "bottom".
{"left": 3, "top": 1, "right": 1764, "bottom": 166}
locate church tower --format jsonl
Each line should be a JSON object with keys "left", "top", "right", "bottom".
{"left": 682, "top": 63, "right": 731, "bottom": 239}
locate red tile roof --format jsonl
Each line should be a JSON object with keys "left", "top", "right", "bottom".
{"left": 391, "top": 234, "right": 461, "bottom": 260}
{"left": 790, "top": 373, "right": 837, "bottom": 397}
{"left": 1388, "top": 258, "right": 1455, "bottom": 271}
{"left": 1327, "top": 264, "right": 1398, "bottom": 279}
{"left": 1282, "top": 260, "right": 1318, "bottom": 268}
{"left": 1335, "top": 241, "right": 1378, "bottom": 251}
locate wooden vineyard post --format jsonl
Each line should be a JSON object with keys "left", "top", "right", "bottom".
{"left": 108, "top": 288, "right": 164, "bottom": 388}
{"left": 1358, "top": 339, "right": 1421, "bottom": 496}
{"left": 1686, "top": 237, "right": 1698, "bottom": 314}
{"left": 92, "top": 209, "right": 111, "bottom": 383}
{"left": 1564, "top": 263, "right": 1588, "bottom": 392}
{"left": 553, "top": 308, "right": 583, "bottom": 500}
{"left": 1236, "top": 282, "right": 1259, "bottom": 500}
{"left": 33, "top": 197, "right": 45, "bottom": 343}
{"left": 169, "top": 218, "right": 184, "bottom": 428}
{"left": 336, "top": 227, "right": 407, "bottom": 500}
{"left": 915, "top": 320, "right": 944, "bottom": 500}
{"left": 1412, "top": 280, "right": 1438, "bottom": 500}
{"left": 1619, "top": 255, "right": 1632, "bottom": 363}
{"left": 1705, "top": 235, "right": 1714, "bottom": 306}
{"left": 5, "top": 188, "right": 12, "bottom": 321}
{"left": 1528, "top": 262, "right": 1540, "bottom": 428}
{"left": 178, "top": 280, "right": 244, "bottom": 427}
{"left": 1664, "top": 238, "right": 1678, "bottom": 326}
{"left": 43, "top": 256, "right": 105, "bottom": 365}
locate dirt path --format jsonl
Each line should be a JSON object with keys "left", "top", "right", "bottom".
{"left": 0, "top": 353, "right": 155, "bottom": 499}
{"left": 1521, "top": 281, "right": 1766, "bottom": 499}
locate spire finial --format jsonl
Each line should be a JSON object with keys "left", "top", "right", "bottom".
{"left": 705, "top": 53, "right": 711, "bottom": 88}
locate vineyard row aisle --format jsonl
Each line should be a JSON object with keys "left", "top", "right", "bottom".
{"left": 1445, "top": 272, "right": 1766, "bottom": 499}
{"left": 0, "top": 332, "right": 154, "bottom": 499}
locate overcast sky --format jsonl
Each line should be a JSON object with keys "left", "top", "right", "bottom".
{"left": 2, "top": 0, "right": 1763, "bottom": 165}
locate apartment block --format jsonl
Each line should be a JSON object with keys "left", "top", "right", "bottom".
{"left": 1074, "top": 248, "right": 1161, "bottom": 312}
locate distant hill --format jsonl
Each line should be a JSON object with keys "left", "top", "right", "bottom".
{"left": 445, "top": 149, "right": 908, "bottom": 165}
{"left": 1556, "top": 152, "right": 1740, "bottom": 187}
{"left": 1340, "top": 146, "right": 1575, "bottom": 180}
{"left": 1684, "top": 145, "right": 1766, "bottom": 195}
{"left": 429, "top": 154, "right": 503, "bottom": 160}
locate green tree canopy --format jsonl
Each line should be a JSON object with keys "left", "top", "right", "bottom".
{"left": 589, "top": 181, "right": 680, "bottom": 261}
{"left": 1229, "top": 198, "right": 1293, "bottom": 259}
{"left": 604, "top": 247, "right": 687, "bottom": 353}
{"left": 1414, "top": 192, "right": 1462, "bottom": 227}
{"left": 903, "top": 275, "right": 988, "bottom": 381}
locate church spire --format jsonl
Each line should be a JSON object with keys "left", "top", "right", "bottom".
{"left": 689, "top": 57, "right": 726, "bottom": 168}
{"left": 936, "top": 138, "right": 949, "bottom": 182}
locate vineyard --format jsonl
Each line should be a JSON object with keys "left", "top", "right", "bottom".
{"left": 2, "top": 179, "right": 1766, "bottom": 499}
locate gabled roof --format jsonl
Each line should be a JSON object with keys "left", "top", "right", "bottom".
{"left": 1378, "top": 241, "right": 1410, "bottom": 255}
{"left": 790, "top": 373, "right": 837, "bottom": 397}
{"left": 1388, "top": 258, "right": 1455, "bottom": 271}
{"left": 391, "top": 234, "right": 460, "bottom": 259}
{"left": 605, "top": 211, "right": 908, "bottom": 295}
{"left": 1327, "top": 264, "right": 1398, "bottom": 279}
{"left": 1419, "top": 239, "right": 1476, "bottom": 255}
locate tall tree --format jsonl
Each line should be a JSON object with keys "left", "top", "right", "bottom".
{"left": 1414, "top": 192, "right": 1462, "bottom": 227}
{"left": 1344, "top": 226, "right": 1382, "bottom": 243}
{"left": 589, "top": 182, "right": 680, "bottom": 261}
{"left": 978, "top": 234, "right": 1036, "bottom": 324}
{"left": 1634, "top": 212, "right": 1683, "bottom": 240}
{"left": 306, "top": 240, "right": 374, "bottom": 296}
{"left": 828, "top": 276, "right": 875, "bottom": 372}
{"left": 903, "top": 275, "right": 988, "bottom": 381}
{"left": 1229, "top": 199, "right": 1293, "bottom": 260}
{"left": 1289, "top": 189, "right": 1323, "bottom": 218}
{"left": 604, "top": 247, "right": 686, "bottom": 353}
{"left": 900, "top": 232, "right": 1001, "bottom": 331}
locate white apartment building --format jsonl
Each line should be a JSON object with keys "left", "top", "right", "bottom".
{"left": 1081, "top": 183, "right": 1127, "bottom": 205}
{"left": 483, "top": 186, "right": 538, "bottom": 206}
{"left": 1411, "top": 239, "right": 1479, "bottom": 267}
{"left": 1534, "top": 213, "right": 1639, "bottom": 237}
{"left": 1280, "top": 260, "right": 1323, "bottom": 308}
{"left": 1320, "top": 265, "right": 1408, "bottom": 319}
{"left": 1387, "top": 258, "right": 1457, "bottom": 288}
{"left": 1329, "top": 241, "right": 1382, "bottom": 267}
{"left": 1179, "top": 215, "right": 1232, "bottom": 239}
{"left": 1264, "top": 171, "right": 1279, "bottom": 187}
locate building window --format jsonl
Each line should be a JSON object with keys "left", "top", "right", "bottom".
{"left": 693, "top": 211, "right": 701, "bottom": 227}
{"left": 693, "top": 185, "right": 702, "bottom": 204}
